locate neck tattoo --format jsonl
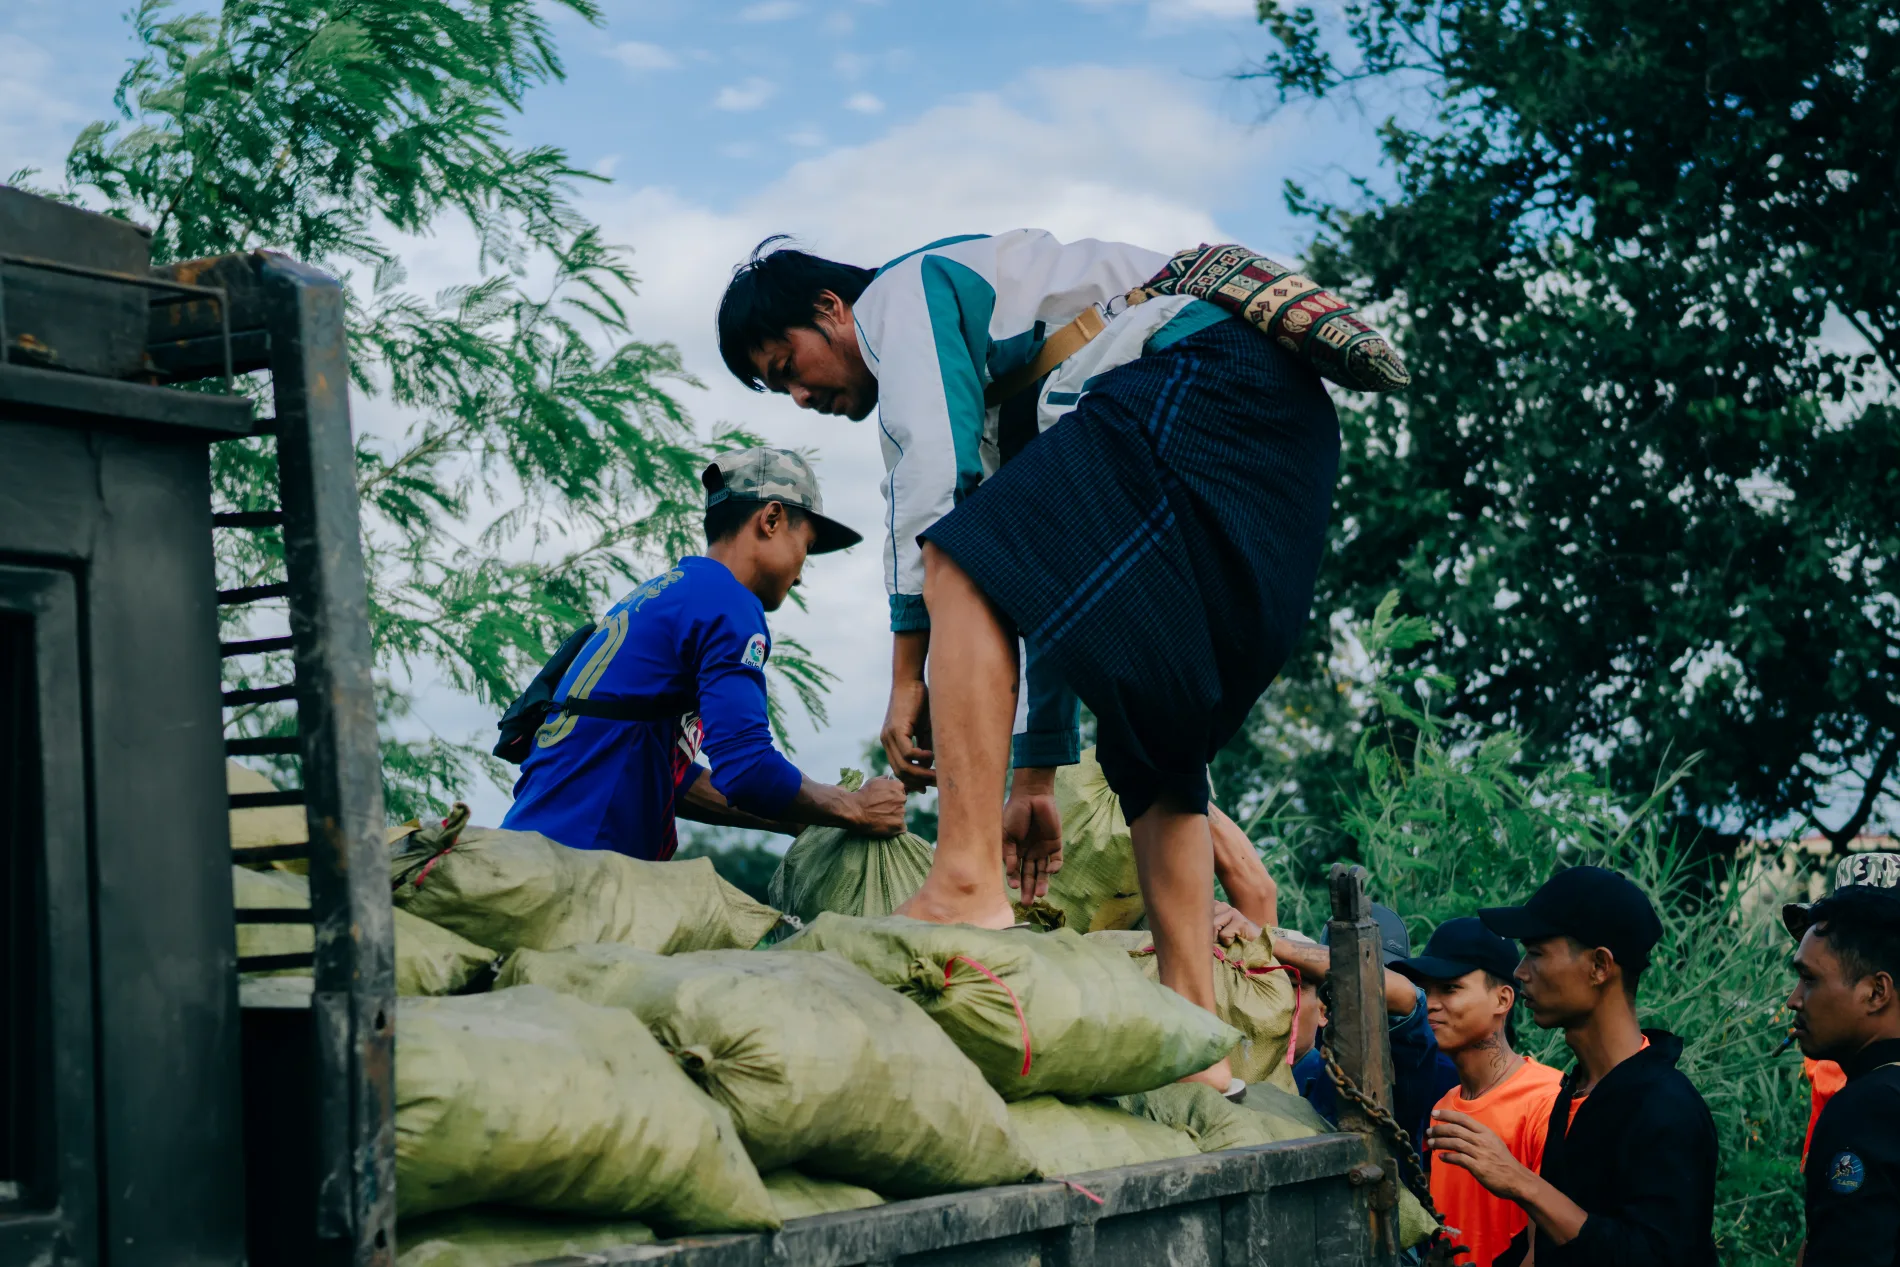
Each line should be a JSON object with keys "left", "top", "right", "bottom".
{"left": 1469, "top": 1044, "right": 1522, "bottom": 1098}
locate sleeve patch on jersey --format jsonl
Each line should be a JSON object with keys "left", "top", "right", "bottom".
{"left": 742, "top": 633, "right": 769, "bottom": 668}
{"left": 1828, "top": 1150, "right": 1867, "bottom": 1195}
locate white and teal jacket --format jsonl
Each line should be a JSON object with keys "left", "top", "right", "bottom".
{"left": 854, "top": 229, "right": 1231, "bottom": 765}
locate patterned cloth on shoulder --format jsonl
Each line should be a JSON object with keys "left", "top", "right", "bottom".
{"left": 1137, "top": 244, "right": 1411, "bottom": 393}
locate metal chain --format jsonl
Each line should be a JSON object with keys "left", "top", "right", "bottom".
{"left": 1317, "top": 980, "right": 1464, "bottom": 1263}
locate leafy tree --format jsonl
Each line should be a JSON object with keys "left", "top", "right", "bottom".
{"left": 1236, "top": 0, "right": 1900, "bottom": 856}
{"left": 52, "top": 0, "right": 829, "bottom": 816}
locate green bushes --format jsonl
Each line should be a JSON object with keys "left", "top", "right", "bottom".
{"left": 1259, "top": 594, "right": 1806, "bottom": 1263}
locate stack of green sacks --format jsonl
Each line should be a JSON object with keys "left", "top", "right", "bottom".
{"left": 497, "top": 943, "right": 1036, "bottom": 1196}
{"left": 396, "top": 987, "right": 779, "bottom": 1234}
{"left": 775, "top": 913, "right": 1241, "bottom": 1100}
{"left": 233, "top": 866, "right": 498, "bottom": 995}
{"left": 389, "top": 812, "right": 781, "bottom": 954}
{"left": 768, "top": 769, "right": 934, "bottom": 926}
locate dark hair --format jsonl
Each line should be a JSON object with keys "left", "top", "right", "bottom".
{"left": 1563, "top": 934, "right": 1646, "bottom": 999}
{"left": 717, "top": 236, "right": 875, "bottom": 390}
{"left": 1482, "top": 970, "right": 1521, "bottom": 1047}
{"left": 1812, "top": 906, "right": 1900, "bottom": 987}
{"left": 704, "top": 498, "right": 807, "bottom": 546}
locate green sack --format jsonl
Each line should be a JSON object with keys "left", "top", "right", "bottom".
{"left": 1398, "top": 1186, "right": 1441, "bottom": 1252}
{"left": 233, "top": 866, "right": 498, "bottom": 995}
{"left": 1116, "top": 1081, "right": 1285, "bottom": 1153}
{"left": 396, "top": 1208, "right": 653, "bottom": 1267}
{"left": 1038, "top": 749, "right": 1145, "bottom": 932}
{"left": 390, "top": 819, "right": 781, "bottom": 955}
{"left": 395, "top": 986, "right": 778, "bottom": 1233}
{"left": 233, "top": 866, "right": 313, "bottom": 971}
{"left": 777, "top": 913, "right": 1240, "bottom": 1100}
{"left": 1086, "top": 929, "right": 1298, "bottom": 1095}
{"left": 1118, "top": 1083, "right": 1438, "bottom": 1250}
{"left": 392, "top": 913, "right": 500, "bottom": 997}
{"left": 1005, "top": 1096, "right": 1197, "bottom": 1176}
{"left": 498, "top": 943, "right": 1034, "bottom": 1196}
{"left": 768, "top": 770, "right": 933, "bottom": 926}
{"left": 761, "top": 1170, "right": 885, "bottom": 1221}
{"left": 1237, "top": 1081, "right": 1339, "bottom": 1140}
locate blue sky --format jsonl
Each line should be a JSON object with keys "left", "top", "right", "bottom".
{"left": 2, "top": 0, "right": 1415, "bottom": 828}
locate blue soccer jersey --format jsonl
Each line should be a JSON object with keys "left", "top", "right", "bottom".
{"left": 501, "top": 556, "right": 802, "bottom": 857}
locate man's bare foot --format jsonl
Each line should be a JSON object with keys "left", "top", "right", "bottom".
{"left": 1179, "top": 1056, "right": 1235, "bottom": 1093}
{"left": 894, "top": 880, "right": 1016, "bottom": 929}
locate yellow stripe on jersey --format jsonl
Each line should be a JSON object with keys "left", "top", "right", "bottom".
{"left": 535, "top": 609, "right": 630, "bottom": 750}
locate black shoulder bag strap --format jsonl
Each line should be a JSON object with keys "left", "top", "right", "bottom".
{"left": 492, "top": 623, "right": 690, "bottom": 764}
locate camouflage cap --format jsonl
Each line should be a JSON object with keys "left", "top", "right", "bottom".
{"left": 1784, "top": 851, "right": 1900, "bottom": 939}
{"left": 702, "top": 446, "right": 862, "bottom": 555}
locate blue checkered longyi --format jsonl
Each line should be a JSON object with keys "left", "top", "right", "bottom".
{"left": 923, "top": 317, "right": 1340, "bottom": 820}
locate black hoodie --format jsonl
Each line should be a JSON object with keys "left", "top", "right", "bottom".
{"left": 1497, "top": 1029, "right": 1718, "bottom": 1267}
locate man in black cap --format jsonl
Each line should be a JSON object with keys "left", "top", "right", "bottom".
{"left": 1395, "top": 918, "right": 1563, "bottom": 1266}
{"left": 1268, "top": 902, "right": 1458, "bottom": 1154}
{"left": 1425, "top": 865, "right": 1718, "bottom": 1266}
{"left": 1784, "top": 878, "right": 1900, "bottom": 1267}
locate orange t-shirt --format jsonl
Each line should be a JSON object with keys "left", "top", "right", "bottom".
{"left": 1430, "top": 1059, "right": 1565, "bottom": 1266}
{"left": 1803, "top": 1057, "right": 1847, "bottom": 1165}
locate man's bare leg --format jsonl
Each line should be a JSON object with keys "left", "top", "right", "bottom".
{"left": 893, "top": 542, "right": 1018, "bottom": 928}
{"left": 1131, "top": 795, "right": 1235, "bottom": 1090}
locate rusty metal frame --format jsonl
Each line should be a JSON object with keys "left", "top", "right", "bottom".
{"left": 167, "top": 250, "right": 396, "bottom": 1265}
{"left": 0, "top": 252, "right": 234, "bottom": 384}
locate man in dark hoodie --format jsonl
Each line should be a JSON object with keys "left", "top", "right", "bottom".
{"left": 1424, "top": 865, "right": 1718, "bottom": 1266}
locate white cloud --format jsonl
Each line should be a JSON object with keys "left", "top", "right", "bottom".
{"left": 713, "top": 76, "right": 777, "bottom": 111}
{"left": 738, "top": 0, "right": 804, "bottom": 19}
{"left": 786, "top": 126, "right": 827, "bottom": 148}
{"left": 606, "top": 40, "right": 679, "bottom": 71}
{"left": 844, "top": 91, "right": 884, "bottom": 114}
{"left": 1069, "top": 0, "right": 1256, "bottom": 25}
{"left": 824, "top": 11, "right": 856, "bottom": 35}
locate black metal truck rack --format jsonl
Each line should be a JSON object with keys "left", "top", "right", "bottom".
{"left": 1, "top": 186, "right": 1413, "bottom": 1267}
{"left": 1, "top": 186, "right": 395, "bottom": 1267}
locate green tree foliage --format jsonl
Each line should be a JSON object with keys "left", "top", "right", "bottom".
{"left": 1239, "top": 0, "right": 1900, "bottom": 854}
{"left": 58, "top": 0, "right": 829, "bottom": 816}
{"left": 1265, "top": 595, "right": 1805, "bottom": 1262}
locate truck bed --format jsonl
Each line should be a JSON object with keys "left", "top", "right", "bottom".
{"left": 527, "top": 1133, "right": 1373, "bottom": 1267}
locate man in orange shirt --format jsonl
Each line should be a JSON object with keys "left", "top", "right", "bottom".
{"left": 1397, "top": 917, "right": 1564, "bottom": 1265}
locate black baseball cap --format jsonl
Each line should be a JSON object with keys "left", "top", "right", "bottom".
{"left": 1391, "top": 917, "right": 1521, "bottom": 984}
{"left": 1784, "top": 883, "right": 1900, "bottom": 941}
{"left": 1479, "top": 865, "right": 1662, "bottom": 974}
{"left": 1320, "top": 902, "right": 1411, "bottom": 965}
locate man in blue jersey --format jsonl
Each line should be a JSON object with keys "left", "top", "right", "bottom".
{"left": 502, "top": 446, "right": 906, "bottom": 859}
{"left": 717, "top": 231, "right": 1342, "bottom": 1094}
